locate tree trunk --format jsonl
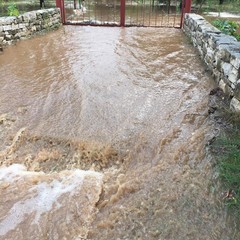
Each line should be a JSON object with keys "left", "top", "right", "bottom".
{"left": 40, "top": 0, "right": 45, "bottom": 8}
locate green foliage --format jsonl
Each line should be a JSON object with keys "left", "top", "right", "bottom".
{"left": 0, "top": 0, "right": 55, "bottom": 16}
{"left": 212, "top": 130, "right": 240, "bottom": 225}
{"left": 212, "top": 19, "right": 240, "bottom": 41}
{"left": 212, "top": 19, "right": 238, "bottom": 34}
{"left": 7, "top": 2, "right": 19, "bottom": 16}
{"left": 216, "top": 136, "right": 240, "bottom": 197}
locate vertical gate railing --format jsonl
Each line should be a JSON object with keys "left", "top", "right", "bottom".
{"left": 56, "top": 0, "right": 192, "bottom": 27}
{"left": 120, "top": 0, "right": 125, "bottom": 26}
{"left": 180, "top": 0, "right": 192, "bottom": 28}
{"left": 56, "top": 0, "right": 66, "bottom": 24}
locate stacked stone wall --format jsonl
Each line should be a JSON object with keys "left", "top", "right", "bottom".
{"left": 0, "top": 8, "right": 61, "bottom": 49}
{"left": 183, "top": 13, "right": 240, "bottom": 111}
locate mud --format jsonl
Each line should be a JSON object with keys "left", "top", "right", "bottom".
{"left": 0, "top": 26, "right": 239, "bottom": 239}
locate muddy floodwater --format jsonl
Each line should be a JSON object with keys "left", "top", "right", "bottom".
{"left": 0, "top": 26, "right": 239, "bottom": 239}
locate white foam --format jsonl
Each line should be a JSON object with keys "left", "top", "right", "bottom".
{"left": 0, "top": 164, "right": 103, "bottom": 237}
{"left": 0, "top": 164, "right": 40, "bottom": 182}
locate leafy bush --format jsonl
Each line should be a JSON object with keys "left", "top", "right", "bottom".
{"left": 7, "top": 2, "right": 19, "bottom": 16}
{"left": 212, "top": 19, "right": 240, "bottom": 40}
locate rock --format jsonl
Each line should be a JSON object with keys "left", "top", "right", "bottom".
{"left": 234, "top": 82, "right": 240, "bottom": 101}
{"left": 230, "top": 97, "right": 240, "bottom": 112}
{"left": 209, "top": 87, "right": 224, "bottom": 96}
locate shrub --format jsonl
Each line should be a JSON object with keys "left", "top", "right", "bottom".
{"left": 212, "top": 19, "right": 240, "bottom": 41}
{"left": 7, "top": 2, "right": 19, "bottom": 16}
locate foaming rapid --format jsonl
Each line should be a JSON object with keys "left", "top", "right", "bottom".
{"left": 0, "top": 164, "right": 103, "bottom": 239}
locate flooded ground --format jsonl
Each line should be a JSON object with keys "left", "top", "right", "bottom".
{"left": 0, "top": 26, "right": 239, "bottom": 239}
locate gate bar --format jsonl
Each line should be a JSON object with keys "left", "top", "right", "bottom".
{"left": 56, "top": 0, "right": 65, "bottom": 24}
{"left": 120, "top": 0, "right": 126, "bottom": 27}
{"left": 185, "top": 0, "right": 192, "bottom": 13}
{"left": 180, "top": 0, "right": 192, "bottom": 28}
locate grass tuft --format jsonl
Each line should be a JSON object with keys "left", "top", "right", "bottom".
{"left": 212, "top": 131, "right": 240, "bottom": 224}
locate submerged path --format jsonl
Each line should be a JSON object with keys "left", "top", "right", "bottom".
{"left": 0, "top": 26, "right": 239, "bottom": 239}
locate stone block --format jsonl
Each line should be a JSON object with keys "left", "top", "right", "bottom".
{"left": 20, "top": 31, "right": 28, "bottom": 37}
{"left": 42, "top": 12, "right": 50, "bottom": 19}
{"left": 187, "top": 13, "right": 205, "bottom": 21}
{"left": 0, "top": 16, "right": 16, "bottom": 25}
{"left": 226, "top": 84, "right": 234, "bottom": 96}
{"left": 211, "top": 34, "right": 237, "bottom": 48}
{"left": 3, "top": 25, "right": 12, "bottom": 31}
{"left": 36, "top": 25, "right": 41, "bottom": 31}
{"left": 219, "top": 79, "right": 227, "bottom": 93}
{"left": 230, "top": 97, "right": 240, "bottom": 112}
{"left": 14, "top": 33, "right": 21, "bottom": 39}
{"left": 212, "top": 69, "right": 221, "bottom": 82}
{"left": 207, "top": 47, "right": 214, "bottom": 58}
{"left": 31, "top": 26, "right": 36, "bottom": 31}
{"left": 16, "top": 15, "right": 23, "bottom": 23}
{"left": 208, "top": 38, "right": 215, "bottom": 48}
{"left": 216, "top": 46, "right": 231, "bottom": 62}
{"left": 203, "top": 42, "right": 208, "bottom": 53}
{"left": 22, "top": 15, "right": 30, "bottom": 23}
{"left": 231, "top": 83, "right": 236, "bottom": 90}
{"left": 234, "top": 82, "right": 240, "bottom": 101}
{"left": 11, "top": 24, "right": 19, "bottom": 31}
{"left": 228, "top": 67, "right": 239, "bottom": 83}
{"left": 6, "top": 40, "right": 13, "bottom": 45}
{"left": 197, "top": 45, "right": 203, "bottom": 56}
{"left": 222, "top": 62, "right": 232, "bottom": 77}
{"left": 18, "top": 23, "right": 26, "bottom": 29}
{"left": 230, "top": 53, "right": 240, "bottom": 70}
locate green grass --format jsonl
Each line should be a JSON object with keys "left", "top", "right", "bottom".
{"left": 211, "top": 117, "right": 240, "bottom": 225}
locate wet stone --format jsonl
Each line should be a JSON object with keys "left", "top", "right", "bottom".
{"left": 222, "top": 62, "right": 232, "bottom": 77}
{"left": 229, "top": 68, "right": 239, "bottom": 83}
{"left": 230, "top": 52, "right": 240, "bottom": 69}
{"left": 230, "top": 97, "right": 240, "bottom": 111}
{"left": 234, "top": 82, "right": 240, "bottom": 101}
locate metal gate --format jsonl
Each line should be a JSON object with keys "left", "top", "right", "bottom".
{"left": 56, "top": 0, "right": 192, "bottom": 28}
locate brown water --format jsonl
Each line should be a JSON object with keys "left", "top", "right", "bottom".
{"left": 0, "top": 26, "right": 239, "bottom": 239}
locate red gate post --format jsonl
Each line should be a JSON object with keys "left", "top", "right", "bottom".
{"left": 120, "top": 0, "right": 126, "bottom": 27}
{"left": 56, "top": 0, "right": 61, "bottom": 8}
{"left": 180, "top": 0, "right": 192, "bottom": 28}
{"left": 185, "top": 0, "right": 192, "bottom": 13}
{"left": 56, "top": 0, "right": 65, "bottom": 24}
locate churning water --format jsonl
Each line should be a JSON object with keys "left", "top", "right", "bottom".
{"left": 0, "top": 26, "right": 239, "bottom": 239}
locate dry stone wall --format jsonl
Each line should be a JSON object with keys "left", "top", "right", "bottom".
{"left": 183, "top": 13, "right": 240, "bottom": 112}
{"left": 0, "top": 8, "right": 61, "bottom": 49}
